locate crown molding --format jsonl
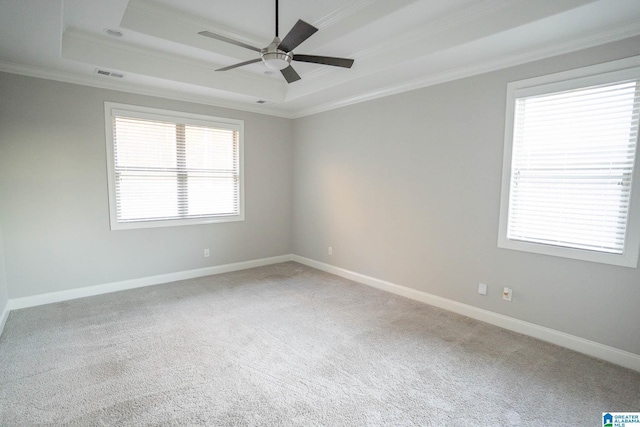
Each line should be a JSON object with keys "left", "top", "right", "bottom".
{"left": 292, "top": 22, "right": 640, "bottom": 118}
{"left": 0, "top": 61, "right": 296, "bottom": 119}
{"left": 288, "top": 0, "right": 545, "bottom": 105}
{"left": 2, "top": 18, "right": 639, "bottom": 121}
{"left": 62, "top": 28, "right": 290, "bottom": 106}
{"left": 63, "top": 28, "right": 280, "bottom": 90}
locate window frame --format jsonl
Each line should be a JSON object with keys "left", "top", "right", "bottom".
{"left": 498, "top": 57, "right": 640, "bottom": 268}
{"left": 104, "top": 102, "right": 245, "bottom": 230}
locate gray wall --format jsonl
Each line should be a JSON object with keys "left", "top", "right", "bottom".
{"left": 2, "top": 36, "right": 640, "bottom": 356}
{"left": 0, "top": 73, "right": 293, "bottom": 299}
{"left": 0, "top": 221, "right": 8, "bottom": 315}
{"left": 292, "top": 36, "right": 640, "bottom": 355}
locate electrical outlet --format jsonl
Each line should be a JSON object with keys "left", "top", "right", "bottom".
{"left": 204, "top": 248, "right": 210, "bottom": 257}
{"left": 478, "top": 282, "right": 488, "bottom": 296}
{"left": 328, "top": 246, "right": 333, "bottom": 255}
{"left": 503, "top": 287, "right": 512, "bottom": 301}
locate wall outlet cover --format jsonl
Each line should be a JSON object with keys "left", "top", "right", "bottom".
{"left": 478, "top": 282, "right": 488, "bottom": 295}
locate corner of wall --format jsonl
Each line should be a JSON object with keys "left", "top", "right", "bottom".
{"left": 0, "top": 220, "right": 10, "bottom": 338}
{"left": 291, "top": 255, "right": 640, "bottom": 373}
{"left": 0, "top": 302, "right": 9, "bottom": 339}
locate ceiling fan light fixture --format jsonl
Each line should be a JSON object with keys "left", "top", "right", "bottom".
{"left": 200, "top": 0, "right": 353, "bottom": 83}
{"left": 262, "top": 51, "right": 292, "bottom": 70}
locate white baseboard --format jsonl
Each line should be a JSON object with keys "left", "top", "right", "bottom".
{"left": 3, "top": 253, "right": 639, "bottom": 372}
{"left": 7, "top": 254, "right": 294, "bottom": 311}
{"left": 292, "top": 255, "right": 640, "bottom": 373}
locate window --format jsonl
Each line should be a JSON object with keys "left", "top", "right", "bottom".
{"left": 105, "top": 102, "right": 244, "bottom": 230}
{"left": 498, "top": 58, "right": 640, "bottom": 267}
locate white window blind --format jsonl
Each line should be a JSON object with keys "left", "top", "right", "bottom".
{"left": 508, "top": 80, "right": 639, "bottom": 254}
{"left": 105, "top": 103, "right": 244, "bottom": 230}
{"left": 498, "top": 59, "right": 640, "bottom": 267}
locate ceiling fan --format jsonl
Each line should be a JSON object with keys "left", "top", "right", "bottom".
{"left": 198, "top": 0, "right": 354, "bottom": 83}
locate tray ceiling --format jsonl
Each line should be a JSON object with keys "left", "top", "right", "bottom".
{"left": 1, "top": 0, "right": 640, "bottom": 117}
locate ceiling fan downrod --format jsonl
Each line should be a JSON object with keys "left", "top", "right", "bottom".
{"left": 262, "top": 0, "right": 292, "bottom": 70}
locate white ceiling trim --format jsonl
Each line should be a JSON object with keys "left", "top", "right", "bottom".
{"left": 3, "top": 17, "right": 639, "bottom": 121}
{"left": 2, "top": 0, "right": 640, "bottom": 120}
{"left": 285, "top": 0, "right": 598, "bottom": 105}
{"left": 62, "top": 28, "right": 285, "bottom": 101}
{"left": 0, "top": 60, "right": 295, "bottom": 118}
{"left": 291, "top": 21, "right": 640, "bottom": 118}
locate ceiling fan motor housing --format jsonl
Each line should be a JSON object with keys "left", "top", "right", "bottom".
{"left": 261, "top": 37, "right": 292, "bottom": 70}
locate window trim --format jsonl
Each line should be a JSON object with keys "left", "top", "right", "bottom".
{"left": 104, "top": 102, "right": 245, "bottom": 230}
{"left": 497, "top": 56, "right": 640, "bottom": 268}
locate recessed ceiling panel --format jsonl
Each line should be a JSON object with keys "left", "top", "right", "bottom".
{"left": 0, "top": 0, "right": 639, "bottom": 117}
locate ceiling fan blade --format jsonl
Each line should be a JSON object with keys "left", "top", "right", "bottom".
{"left": 293, "top": 54, "right": 354, "bottom": 68}
{"left": 280, "top": 65, "right": 301, "bottom": 83}
{"left": 216, "top": 58, "right": 263, "bottom": 72}
{"left": 278, "top": 20, "right": 318, "bottom": 52}
{"left": 198, "top": 31, "right": 262, "bottom": 53}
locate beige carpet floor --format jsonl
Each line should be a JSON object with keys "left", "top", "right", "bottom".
{"left": 0, "top": 262, "right": 638, "bottom": 426}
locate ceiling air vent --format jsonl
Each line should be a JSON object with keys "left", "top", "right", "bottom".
{"left": 95, "top": 69, "right": 124, "bottom": 78}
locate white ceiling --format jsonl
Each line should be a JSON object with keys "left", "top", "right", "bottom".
{"left": 1, "top": 0, "right": 640, "bottom": 118}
